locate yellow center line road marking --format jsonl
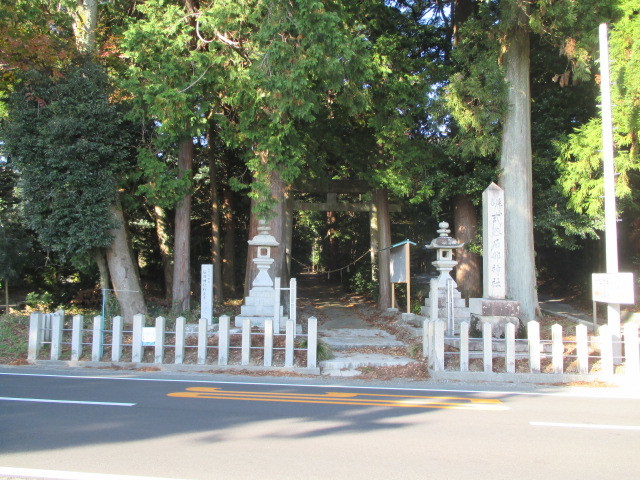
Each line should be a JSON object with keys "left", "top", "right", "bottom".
{"left": 167, "top": 388, "right": 508, "bottom": 411}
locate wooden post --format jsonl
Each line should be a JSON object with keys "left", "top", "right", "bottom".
{"left": 405, "top": 242, "right": 411, "bottom": 314}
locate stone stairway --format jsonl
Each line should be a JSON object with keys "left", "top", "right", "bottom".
{"left": 318, "top": 327, "right": 418, "bottom": 377}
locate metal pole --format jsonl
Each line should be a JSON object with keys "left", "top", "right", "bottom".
{"left": 599, "top": 23, "right": 622, "bottom": 360}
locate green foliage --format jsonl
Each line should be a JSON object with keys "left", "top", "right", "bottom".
{"left": 0, "top": 313, "right": 29, "bottom": 363}
{"left": 1, "top": 61, "right": 131, "bottom": 260}
{"left": 557, "top": 1, "right": 640, "bottom": 221}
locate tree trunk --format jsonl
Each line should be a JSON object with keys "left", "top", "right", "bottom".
{"left": 454, "top": 194, "right": 482, "bottom": 298}
{"left": 71, "top": 0, "right": 98, "bottom": 55}
{"left": 172, "top": 137, "right": 193, "bottom": 312}
{"left": 105, "top": 199, "right": 147, "bottom": 324}
{"left": 3, "top": 279, "right": 8, "bottom": 315}
{"left": 499, "top": 2, "right": 539, "bottom": 321}
{"left": 221, "top": 185, "right": 237, "bottom": 297}
{"left": 152, "top": 205, "right": 173, "bottom": 302}
{"left": 208, "top": 129, "right": 223, "bottom": 304}
{"left": 374, "top": 188, "right": 391, "bottom": 310}
{"left": 244, "top": 162, "right": 287, "bottom": 297}
{"left": 93, "top": 248, "right": 110, "bottom": 290}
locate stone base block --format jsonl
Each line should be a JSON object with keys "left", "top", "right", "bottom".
{"left": 469, "top": 298, "right": 520, "bottom": 317}
{"left": 471, "top": 314, "right": 520, "bottom": 338}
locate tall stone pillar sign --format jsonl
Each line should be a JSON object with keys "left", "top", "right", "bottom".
{"left": 235, "top": 220, "right": 282, "bottom": 328}
{"left": 469, "top": 183, "right": 520, "bottom": 336}
{"left": 483, "top": 183, "right": 506, "bottom": 299}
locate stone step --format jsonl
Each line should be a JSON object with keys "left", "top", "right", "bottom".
{"left": 320, "top": 352, "right": 417, "bottom": 377}
{"left": 319, "top": 328, "right": 404, "bottom": 350}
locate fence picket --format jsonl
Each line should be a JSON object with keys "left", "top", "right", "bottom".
{"left": 482, "top": 322, "right": 492, "bottom": 373}
{"left": 599, "top": 325, "right": 614, "bottom": 375}
{"left": 576, "top": 324, "right": 588, "bottom": 374}
{"left": 197, "top": 318, "right": 208, "bottom": 365}
{"left": 155, "top": 316, "right": 166, "bottom": 364}
{"left": 71, "top": 315, "right": 83, "bottom": 361}
{"left": 175, "top": 316, "right": 185, "bottom": 364}
{"left": 91, "top": 315, "right": 103, "bottom": 361}
{"left": 434, "top": 320, "right": 445, "bottom": 371}
{"left": 528, "top": 321, "right": 541, "bottom": 374}
{"left": 552, "top": 324, "right": 563, "bottom": 374}
{"left": 505, "top": 322, "right": 515, "bottom": 373}
{"left": 28, "top": 312, "right": 43, "bottom": 361}
{"left": 241, "top": 318, "right": 251, "bottom": 366}
{"left": 307, "top": 316, "right": 318, "bottom": 368}
{"left": 624, "top": 323, "right": 639, "bottom": 376}
{"left": 285, "top": 319, "right": 294, "bottom": 367}
{"left": 264, "top": 319, "right": 273, "bottom": 367}
{"left": 50, "top": 313, "right": 64, "bottom": 361}
{"left": 460, "top": 321, "right": 469, "bottom": 372}
{"left": 218, "top": 315, "right": 230, "bottom": 366}
{"left": 132, "top": 314, "right": 144, "bottom": 363}
{"left": 112, "top": 316, "right": 123, "bottom": 362}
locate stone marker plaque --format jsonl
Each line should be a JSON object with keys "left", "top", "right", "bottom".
{"left": 201, "top": 264, "right": 214, "bottom": 325}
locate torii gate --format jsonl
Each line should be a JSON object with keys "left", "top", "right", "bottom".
{"left": 285, "top": 179, "right": 401, "bottom": 280}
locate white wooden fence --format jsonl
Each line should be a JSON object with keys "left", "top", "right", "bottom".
{"left": 28, "top": 312, "right": 318, "bottom": 370}
{"left": 423, "top": 319, "right": 640, "bottom": 378}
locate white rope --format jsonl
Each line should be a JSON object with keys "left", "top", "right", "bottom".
{"left": 291, "top": 249, "right": 372, "bottom": 275}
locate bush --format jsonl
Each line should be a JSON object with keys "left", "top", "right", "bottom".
{"left": 25, "top": 291, "right": 54, "bottom": 310}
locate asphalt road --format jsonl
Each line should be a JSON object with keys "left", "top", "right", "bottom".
{"left": 1, "top": 367, "right": 639, "bottom": 480}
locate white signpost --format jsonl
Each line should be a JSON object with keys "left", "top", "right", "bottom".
{"left": 201, "top": 264, "right": 214, "bottom": 326}
{"left": 592, "top": 272, "right": 635, "bottom": 328}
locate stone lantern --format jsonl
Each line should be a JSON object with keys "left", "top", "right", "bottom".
{"left": 425, "top": 222, "right": 464, "bottom": 290}
{"left": 235, "top": 219, "right": 282, "bottom": 328}
{"left": 422, "top": 221, "right": 470, "bottom": 333}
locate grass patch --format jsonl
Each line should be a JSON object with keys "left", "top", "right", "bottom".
{"left": 0, "top": 313, "right": 29, "bottom": 364}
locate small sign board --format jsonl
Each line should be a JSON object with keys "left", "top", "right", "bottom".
{"left": 390, "top": 245, "right": 408, "bottom": 284}
{"left": 592, "top": 272, "right": 635, "bottom": 304}
{"left": 142, "top": 327, "right": 156, "bottom": 346}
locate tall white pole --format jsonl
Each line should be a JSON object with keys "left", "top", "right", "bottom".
{"left": 599, "top": 23, "right": 621, "bottom": 359}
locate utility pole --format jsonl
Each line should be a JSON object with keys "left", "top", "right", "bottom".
{"left": 599, "top": 23, "right": 621, "bottom": 357}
